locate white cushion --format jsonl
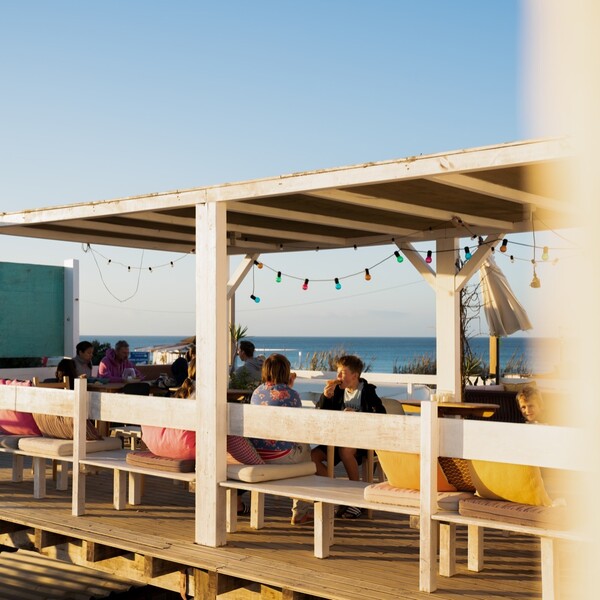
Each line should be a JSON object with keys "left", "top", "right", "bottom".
{"left": 364, "top": 482, "right": 474, "bottom": 510}
{"left": 227, "top": 461, "right": 316, "bottom": 482}
{"left": 18, "top": 436, "right": 122, "bottom": 457}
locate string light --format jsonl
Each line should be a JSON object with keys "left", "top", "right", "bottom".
{"left": 530, "top": 267, "right": 541, "bottom": 288}
{"left": 394, "top": 250, "right": 404, "bottom": 263}
{"left": 107, "top": 259, "right": 111, "bottom": 265}
{"left": 302, "top": 278, "right": 309, "bottom": 291}
{"left": 510, "top": 255, "right": 515, "bottom": 263}
{"left": 478, "top": 236, "right": 484, "bottom": 246}
{"left": 276, "top": 271, "right": 282, "bottom": 283}
{"left": 334, "top": 277, "right": 342, "bottom": 290}
{"left": 464, "top": 246, "right": 472, "bottom": 260}
{"left": 250, "top": 294, "right": 261, "bottom": 303}
{"left": 254, "top": 260, "right": 263, "bottom": 269}
{"left": 500, "top": 239, "right": 508, "bottom": 252}
{"left": 364, "top": 269, "right": 371, "bottom": 281}
{"left": 542, "top": 246, "right": 549, "bottom": 261}
{"left": 425, "top": 250, "right": 432, "bottom": 264}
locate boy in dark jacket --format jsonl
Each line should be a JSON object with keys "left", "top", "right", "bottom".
{"left": 311, "top": 355, "right": 385, "bottom": 519}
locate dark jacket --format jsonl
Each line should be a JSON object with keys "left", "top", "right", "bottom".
{"left": 316, "top": 378, "right": 386, "bottom": 414}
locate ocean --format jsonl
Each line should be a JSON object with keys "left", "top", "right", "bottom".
{"left": 82, "top": 335, "right": 561, "bottom": 375}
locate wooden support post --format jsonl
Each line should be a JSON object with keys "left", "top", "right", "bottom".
{"left": 250, "top": 490, "right": 264, "bottom": 530}
{"left": 194, "top": 569, "right": 248, "bottom": 598}
{"left": 72, "top": 378, "right": 88, "bottom": 516}
{"left": 314, "top": 501, "right": 334, "bottom": 559}
{"left": 467, "top": 525, "right": 484, "bottom": 572}
{"left": 32, "top": 457, "right": 46, "bottom": 499}
{"left": 129, "top": 472, "right": 143, "bottom": 505}
{"left": 226, "top": 488, "right": 238, "bottom": 533}
{"left": 419, "top": 400, "right": 438, "bottom": 592}
{"left": 142, "top": 555, "right": 181, "bottom": 578}
{"left": 114, "top": 469, "right": 127, "bottom": 510}
{"left": 540, "top": 537, "right": 558, "bottom": 600}
{"left": 12, "top": 454, "right": 24, "bottom": 482}
{"left": 260, "top": 584, "right": 303, "bottom": 600}
{"left": 35, "top": 528, "right": 68, "bottom": 550}
{"left": 83, "top": 540, "right": 127, "bottom": 562}
{"left": 439, "top": 523, "right": 457, "bottom": 577}
{"left": 55, "top": 460, "right": 69, "bottom": 491}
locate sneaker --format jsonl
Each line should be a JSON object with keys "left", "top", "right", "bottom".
{"left": 341, "top": 506, "right": 362, "bottom": 519}
{"left": 335, "top": 505, "right": 348, "bottom": 518}
{"left": 291, "top": 511, "right": 314, "bottom": 525}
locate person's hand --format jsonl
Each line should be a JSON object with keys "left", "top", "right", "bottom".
{"left": 79, "top": 374, "right": 87, "bottom": 379}
{"left": 323, "top": 379, "right": 337, "bottom": 398}
{"left": 343, "top": 407, "right": 356, "bottom": 412}
{"left": 288, "top": 372, "right": 297, "bottom": 387}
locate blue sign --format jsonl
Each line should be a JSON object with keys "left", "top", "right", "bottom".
{"left": 129, "top": 351, "right": 150, "bottom": 364}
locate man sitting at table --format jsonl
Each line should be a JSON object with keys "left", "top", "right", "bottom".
{"left": 98, "top": 340, "right": 143, "bottom": 382}
{"left": 234, "top": 340, "right": 264, "bottom": 383}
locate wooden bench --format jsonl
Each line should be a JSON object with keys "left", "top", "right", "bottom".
{"left": 419, "top": 402, "right": 589, "bottom": 599}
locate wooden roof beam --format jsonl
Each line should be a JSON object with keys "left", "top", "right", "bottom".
{"left": 304, "top": 188, "right": 516, "bottom": 231}
{"left": 425, "top": 173, "right": 576, "bottom": 216}
{"left": 228, "top": 201, "right": 416, "bottom": 237}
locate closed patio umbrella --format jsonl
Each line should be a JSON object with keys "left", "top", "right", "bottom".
{"left": 479, "top": 256, "right": 533, "bottom": 382}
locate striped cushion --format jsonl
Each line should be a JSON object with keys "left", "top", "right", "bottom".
{"left": 459, "top": 497, "right": 568, "bottom": 528}
{"left": 364, "top": 482, "right": 473, "bottom": 510}
{"left": 126, "top": 450, "right": 195, "bottom": 473}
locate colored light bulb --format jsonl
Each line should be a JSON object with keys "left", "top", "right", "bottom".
{"left": 542, "top": 246, "right": 549, "bottom": 261}
{"left": 500, "top": 239, "right": 508, "bottom": 253}
{"left": 276, "top": 271, "right": 282, "bottom": 283}
{"left": 425, "top": 250, "right": 432, "bottom": 264}
{"left": 364, "top": 269, "right": 371, "bottom": 281}
{"left": 254, "top": 260, "right": 263, "bottom": 269}
{"left": 334, "top": 277, "right": 342, "bottom": 290}
{"left": 302, "top": 278, "right": 309, "bottom": 291}
{"left": 394, "top": 250, "right": 403, "bottom": 263}
{"left": 530, "top": 269, "right": 541, "bottom": 289}
{"left": 464, "top": 246, "right": 472, "bottom": 260}
{"left": 510, "top": 255, "right": 515, "bottom": 263}
{"left": 250, "top": 294, "right": 261, "bottom": 303}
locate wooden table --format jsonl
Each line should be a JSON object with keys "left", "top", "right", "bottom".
{"left": 227, "top": 389, "right": 253, "bottom": 403}
{"left": 400, "top": 400, "right": 499, "bottom": 419}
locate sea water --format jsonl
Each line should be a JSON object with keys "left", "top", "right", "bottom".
{"left": 83, "top": 335, "right": 561, "bottom": 375}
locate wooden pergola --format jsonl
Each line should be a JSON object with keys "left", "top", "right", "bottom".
{"left": 0, "top": 137, "right": 574, "bottom": 549}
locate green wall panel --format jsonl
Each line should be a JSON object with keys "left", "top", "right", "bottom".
{"left": 0, "top": 262, "right": 64, "bottom": 357}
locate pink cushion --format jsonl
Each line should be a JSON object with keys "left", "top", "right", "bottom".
{"left": 0, "top": 410, "right": 42, "bottom": 436}
{"left": 141, "top": 425, "right": 195, "bottom": 460}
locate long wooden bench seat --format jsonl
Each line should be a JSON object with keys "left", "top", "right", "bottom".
{"left": 220, "top": 474, "right": 457, "bottom": 564}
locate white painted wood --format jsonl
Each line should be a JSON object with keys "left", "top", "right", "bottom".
{"left": 419, "top": 400, "right": 438, "bottom": 592}
{"left": 32, "top": 457, "right": 46, "bottom": 499}
{"left": 12, "top": 454, "right": 24, "bottom": 482}
{"left": 540, "top": 537, "right": 557, "bottom": 600}
{"left": 227, "top": 253, "right": 259, "bottom": 299}
{"left": 314, "top": 501, "right": 334, "bottom": 559}
{"left": 454, "top": 236, "right": 498, "bottom": 292}
{"left": 250, "top": 490, "right": 264, "bottom": 530}
{"left": 229, "top": 222, "right": 344, "bottom": 246}
{"left": 63, "top": 259, "right": 79, "bottom": 357}
{"left": 438, "top": 419, "right": 587, "bottom": 470}
{"left": 225, "top": 489, "right": 237, "bottom": 533}
{"left": 56, "top": 461, "right": 69, "bottom": 491}
{"left": 398, "top": 241, "right": 436, "bottom": 289}
{"left": 435, "top": 237, "right": 461, "bottom": 397}
{"left": 72, "top": 379, "right": 88, "bottom": 516}
{"left": 467, "top": 525, "right": 484, "bottom": 572}
{"left": 228, "top": 404, "right": 421, "bottom": 452}
{"left": 427, "top": 172, "right": 576, "bottom": 216}
{"left": 439, "top": 523, "right": 456, "bottom": 577}
{"left": 129, "top": 472, "right": 143, "bottom": 505}
{"left": 114, "top": 469, "right": 127, "bottom": 510}
{"left": 306, "top": 188, "right": 515, "bottom": 231}
{"left": 196, "top": 201, "right": 228, "bottom": 548}
{"left": 230, "top": 201, "right": 414, "bottom": 236}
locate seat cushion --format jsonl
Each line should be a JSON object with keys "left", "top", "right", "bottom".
{"left": 32, "top": 414, "right": 102, "bottom": 441}
{"left": 0, "top": 411, "right": 42, "bottom": 436}
{"left": 364, "top": 482, "right": 473, "bottom": 510}
{"left": 0, "top": 434, "right": 39, "bottom": 450}
{"left": 459, "top": 497, "right": 568, "bottom": 528}
{"left": 126, "top": 450, "right": 195, "bottom": 473}
{"left": 18, "top": 436, "right": 121, "bottom": 457}
{"left": 227, "top": 461, "right": 316, "bottom": 483}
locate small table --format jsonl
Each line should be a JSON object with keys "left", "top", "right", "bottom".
{"left": 400, "top": 400, "right": 499, "bottom": 419}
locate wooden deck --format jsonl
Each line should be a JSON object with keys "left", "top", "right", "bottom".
{"left": 0, "top": 454, "right": 578, "bottom": 600}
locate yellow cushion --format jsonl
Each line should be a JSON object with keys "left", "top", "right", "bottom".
{"left": 468, "top": 460, "right": 552, "bottom": 506}
{"left": 375, "top": 451, "right": 457, "bottom": 492}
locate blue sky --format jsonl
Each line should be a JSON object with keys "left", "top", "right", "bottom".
{"left": 0, "top": 1, "right": 569, "bottom": 338}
